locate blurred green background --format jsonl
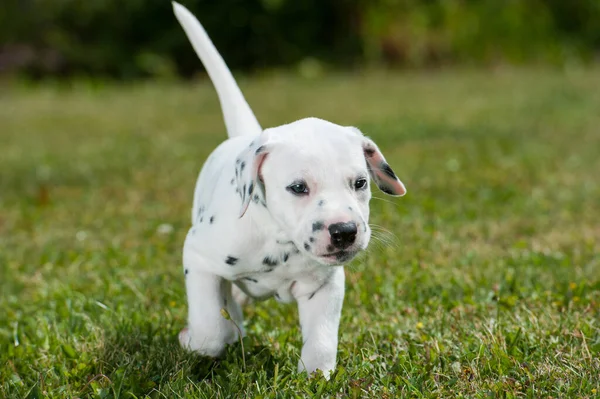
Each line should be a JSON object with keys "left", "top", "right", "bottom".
{"left": 1, "top": 0, "right": 599, "bottom": 80}
{"left": 2, "top": 1, "right": 600, "bottom": 397}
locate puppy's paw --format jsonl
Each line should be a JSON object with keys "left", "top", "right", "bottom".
{"left": 298, "top": 351, "right": 336, "bottom": 380}
{"left": 178, "top": 327, "right": 193, "bottom": 349}
{"left": 298, "top": 361, "right": 334, "bottom": 380}
{"left": 179, "top": 324, "right": 236, "bottom": 357}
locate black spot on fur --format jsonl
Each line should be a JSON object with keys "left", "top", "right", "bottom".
{"left": 209, "top": 216, "right": 215, "bottom": 224}
{"left": 364, "top": 146, "right": 375, "bottom": 157}
{"left": 242, "top": 184, "right": 246, "bottom": 196}
{"left": 327, "top": 245, "right": 334, "bottom": 252}
{"left": 277, "top": 239, "right": 294, "bottom": 245}
{"left": 248, "top": 181, "right": 254, "bottom": 195}
{"left": 308, "top": 291, "right": 317, "bottom": 300}
{"left": 318, "top": 200, "right": 325, "bottom": 206}
{"left": 255, "top": 145, "right": 266, "bottom": 155}
{"left": 263, "top": 256, "right": 278, "bottom": 267}
{"left": 199, "top": 217, "right": 203, "bottom": 223}
{"left": 380, "top": 162, "right": 397, "bottom": 179}
{"left": 309, "top": 237, "right": 315, "bottom": 243}
{"left": 283, "top": 253, "right": 289, "bottom": 262}
{"left": 253, "top": 194, "right": 260, "bottom": 203}
{"left": 348, "top": 206, "right": 353, "bottom": 211}
{"left": 312, "top": 221, "right": 324, "bottom": 232}
{"left": 243, "top": 277, "right": 258, "bottom": 283}
{"left": 184, "top": 269, "right": 189, "bottom": 275}
{"left": 240, "top": 161, "right": 246, "bottom": 172}
{"left": 225, "top": 256, "right": 238, "bottom": 266}
{"left": 230, "top": 178, "right": 235, "bottom": 185}
{"left": 304, "top": 242, "right": 311, "bottom": 251}
{"left": 380, "top": 185, "right": 395, "bottom": 195}
{"left": 249, "top": 140, "right": 255, "bottom": 147}
{"left": 274, "top": 292, "right": 281, "bottom": 300}
{"left": 236, "top": 158, "right": 241, "bottom": 164}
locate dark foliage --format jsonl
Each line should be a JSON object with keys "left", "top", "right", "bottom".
{"left": 0, "top": 0, "right": 598, "bottom": 79}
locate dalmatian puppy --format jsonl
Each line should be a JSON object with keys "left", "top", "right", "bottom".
{"left": 172, "top": 2, "right": 406, "bottom": 379}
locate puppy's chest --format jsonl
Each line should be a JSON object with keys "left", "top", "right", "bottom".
{"left": 233, "top": 241, "right": 330, "bottom": 302}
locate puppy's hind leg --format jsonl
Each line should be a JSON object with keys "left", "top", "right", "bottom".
{"left": 226, "top": 284, "right": 247, "bottom": 338}
{"left": 231, "top": 283, "right": 253, "bottom": 308}
{"left": 179, "top": 265, "right": 240, "bottom": 357}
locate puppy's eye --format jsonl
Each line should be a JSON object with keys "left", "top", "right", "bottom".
{"left": 287, "top": 181, "right": 309, "bottom": 196}
{"left": 354, "top": 178, "right": 368, "bottom": 190}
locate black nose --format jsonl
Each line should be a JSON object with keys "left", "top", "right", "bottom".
{"left": 328, "top": 222, "right": 357, "bottom": 249}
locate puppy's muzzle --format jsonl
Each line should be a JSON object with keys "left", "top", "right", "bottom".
{"left": 328, "top": 222, "right": 358, "bottom": 249}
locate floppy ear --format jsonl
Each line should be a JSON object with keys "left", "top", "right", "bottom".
{"left": 235, "top": 131, "right": 271, "bottom": 217}
{"left": 346, "top": 126, "right": 406, "bottom": 196}
{"left": 362, "top": 137, "right": 406, "bottom": 196}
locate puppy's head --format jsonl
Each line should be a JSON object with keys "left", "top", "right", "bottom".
{"left": 236, "top": 118, "right": 406, "bottom": 266}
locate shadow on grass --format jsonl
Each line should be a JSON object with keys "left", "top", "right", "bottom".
{"left": 86, "top": 319, "right": 279, "bottom": 396}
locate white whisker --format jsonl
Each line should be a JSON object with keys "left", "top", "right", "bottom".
{"left": 371, "top": 195, "right": 400, "bottom": 206}
{"left": 368, "top": 224, "right": 400, "bottom": 250}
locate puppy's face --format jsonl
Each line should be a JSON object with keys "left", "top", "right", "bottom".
{"left": 263, "top": 128, "right": 371, "bottom": 265}
{"left": 240, "top": 118, "right": 406, "bottom": 266}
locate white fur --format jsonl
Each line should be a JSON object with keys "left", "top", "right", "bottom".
{"left": 172, "top": 2, "right": 406, "bottom": 379}
{"left": 172, "top": 1, "right": 261, "bottom": 138}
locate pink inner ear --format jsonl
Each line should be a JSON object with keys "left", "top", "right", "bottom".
{"left": 255, "top": 153, "right": 269, "bottom": 182}
{"left": 364, "top": 145, "right": 384, "bottom": 164}
{"left": 364, "top": 145, "right": 406, "bottom": 196}
{"left": 373, "top": 169, "right": 406, "bottom": 196}
{"left": 239, "top": 151, "right": 270, "bottom": 218}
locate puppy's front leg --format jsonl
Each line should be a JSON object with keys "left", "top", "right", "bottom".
{"left": 296, "top": 267, "right": 345, "bottom": 379}
{"left": 179, "top": 266, "right": 240, "bottom": 357}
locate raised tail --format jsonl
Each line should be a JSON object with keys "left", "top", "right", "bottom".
{"left": 172, "top": 2, "right": 262, "bottom": 138}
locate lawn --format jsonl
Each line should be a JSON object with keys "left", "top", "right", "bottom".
{"left": 1, "top": 67, "right": 599, "bottom": 398}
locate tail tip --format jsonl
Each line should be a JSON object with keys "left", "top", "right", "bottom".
{"left": 172, "top": 1, "right": 184, "bottom": 14}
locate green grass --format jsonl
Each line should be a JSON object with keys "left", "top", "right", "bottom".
{"left": 1, "top": 67, "right": 599, "bottom": 398}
